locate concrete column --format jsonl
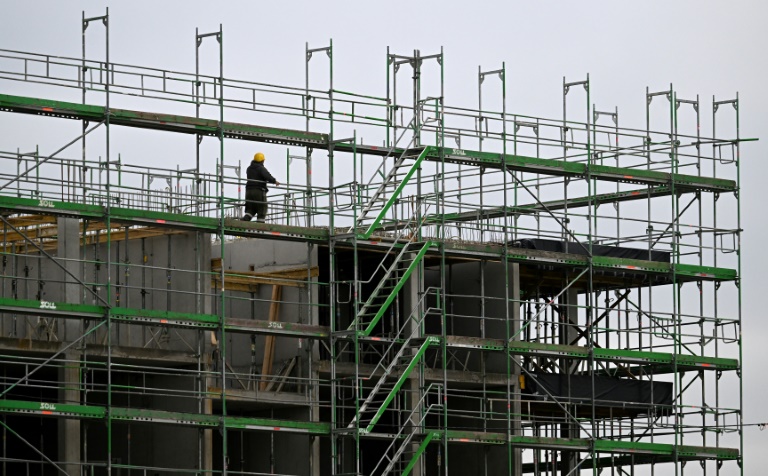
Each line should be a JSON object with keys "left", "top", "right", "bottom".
{"left": 57, "top": 217, "right": 82, "bottom": 342}
{"left": 58, "top": 351, "right": 80, "bottom": 475}
{"left": 56, "top": 218, "right": 83, "bottom": 474}
{"left": 203, "top": 393, "right": 213, "bottom": 474}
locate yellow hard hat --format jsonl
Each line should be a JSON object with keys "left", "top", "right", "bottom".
{"left": 253, "top": 152, "right": 265, "bottom": 163}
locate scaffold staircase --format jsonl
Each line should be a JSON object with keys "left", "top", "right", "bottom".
{"left": 350, "top": 108, "right": 429, "bottom": 239}
{"left": 379, "top": 431, "right": 439, "bottom": 476}
{"left": 349, "top": 335, "right": 439, "bottom": 433}
{"left": 369, "top": 383, "right": 443, "bottom": 476}
{"left": 348, "top": 240, "right": 432, "bottom": 336}
{"left": 355, "top": 146, "right": 429, "bottom": 239}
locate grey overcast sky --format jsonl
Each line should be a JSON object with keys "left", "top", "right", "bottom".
{"left": 1, "top": 1, "right": 766, "bottom": 473}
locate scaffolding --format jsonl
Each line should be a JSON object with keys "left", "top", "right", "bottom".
{"left": 0, "top": 9, "right": 746, "bottom": 476}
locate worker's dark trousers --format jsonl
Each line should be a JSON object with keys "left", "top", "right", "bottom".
{"left": 243, "top": 188, "right": 268, "bottom": 222}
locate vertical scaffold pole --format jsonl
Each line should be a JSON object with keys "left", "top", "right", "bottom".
{"left": 477, "top": 62, "right": 513, "bottom": 475}
{"left": 645, "top": 86, "right": 673, "bottom": 476}
{"left": 218, "top": 24, "right": 226, "bottom": 475}
{"left": 305, "top": 40, "right": 310, "bottom": 195}
{"left": 82, "top": 8, "right": 111, "bottom": 473}
{"left": 103, "top": 9, "right": 112, "bottom": 475}
{"left": 438, "top": 47, "right": 448, "bottom": 476}
{"left": 501, "top": 61, "right": 515, "bottom": 476}
{"left": 584, "top": 73, "right": 598, "bottom": 474}
{"left": 105, "top": 10, "right": 112, "bottom": 473}
{"left": 193, "top": 25, "right": 205, "bottom": 474}
{"left": 735, "top": 91, "right": 743, "bottom": 476}
{"left": 670, "top": 83, "right": 681, "bottom": 476}
{"left": 196, "top": 24, "right": 226, "bottom": 474}
{"left": 310, "top": 39, "right": 336, "bottom": 475}
{"left": 475, "top": 65, "right": 490, "bottom": 473}
{"left": 562, "top": 75, "right": 590, "bottom": 475}
{"left": 674, "top": 89, "right": 702, "bottom": 461}
{"left": 712, "top": 92, "right": 742, "bottom": 476}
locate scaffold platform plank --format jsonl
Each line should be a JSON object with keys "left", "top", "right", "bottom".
{"left": 423, "top": 185, "right": 675, "bottom": 225}
{"left": 440, "top": 430, "right": 738, "bottom": 459}
{"left": 0, "top": 93, "right": 328, "bottom": 147}
{"left": 0, "top": 297, "right": 329, "bottom": 338}
{"left": 0, "top": 195, "right": 738, "bottom": 285}
{"left": 0, "top": 195, "right": 330, "bottom": 242}
{"left": 0, "top": 93, "right": 736, "bottom": 192}
{"left": 445, "top": 337, "right": 739, "bottom": 371}
{"left": 0, "top": 296, "right": 738, "bottom": 371}
{"left": 0, "top": 398, "right": 329, "bottom": 434}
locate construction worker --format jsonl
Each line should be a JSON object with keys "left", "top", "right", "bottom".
{"left": 241, "top": 152, "right": 280, "bottom": 222}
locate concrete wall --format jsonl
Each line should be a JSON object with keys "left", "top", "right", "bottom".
{"left": 213, "top": 238, "right": 318, "bottom": 384}
{"left": 427, "top": 260, "right": 521, "bottom": 375}
{"left": 0, "top": 222, "right": 212, "bottom": 353}
{"left": 424, "top": 260, "right": 522, "bottom": 476}
{"left": 83, "top": 369, "right": 203, "bottom": 473}
{"left": 224, "top": 407, "right": 313, "bottom": 475}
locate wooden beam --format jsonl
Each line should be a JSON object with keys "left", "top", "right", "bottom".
{"left": 211, "top": 263, "right": 318, "bottom": 291}
{"left": 6, "top": 224, "right": 187, "bottom": 253}
{"left": 260, "top": 285, "right": 282, "bottom": 391}
{"left": 3, "top": 214, "right": 58, "bottom": 227}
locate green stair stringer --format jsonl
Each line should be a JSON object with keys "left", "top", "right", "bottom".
{"left": 401, "top": 431, "right": 439, "bottom": 476}
{"left": 361, "top": 148, "right": 430, "bottom": 239}
{"left": 357, "top": 241, "right": 432, "bottom": 336}
{"left": 364, "top": 336, "right": 439, "bottom": 433}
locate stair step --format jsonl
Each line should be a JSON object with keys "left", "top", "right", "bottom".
{"left": 373, "top": 286, "right": 397, "bottom": 292}
{"left": 371, "top": 284, "right": 398, "bottom": 292}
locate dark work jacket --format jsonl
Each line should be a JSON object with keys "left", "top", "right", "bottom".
{"left": 245, "top": 161, "right": 277, "bottom": 191}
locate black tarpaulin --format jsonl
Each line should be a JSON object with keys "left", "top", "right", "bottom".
{"left": 523, "top": 373, "right": 673, "bottom": 409}
{"left": 510, "top": 238, "right": 670, "bottom": 263}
